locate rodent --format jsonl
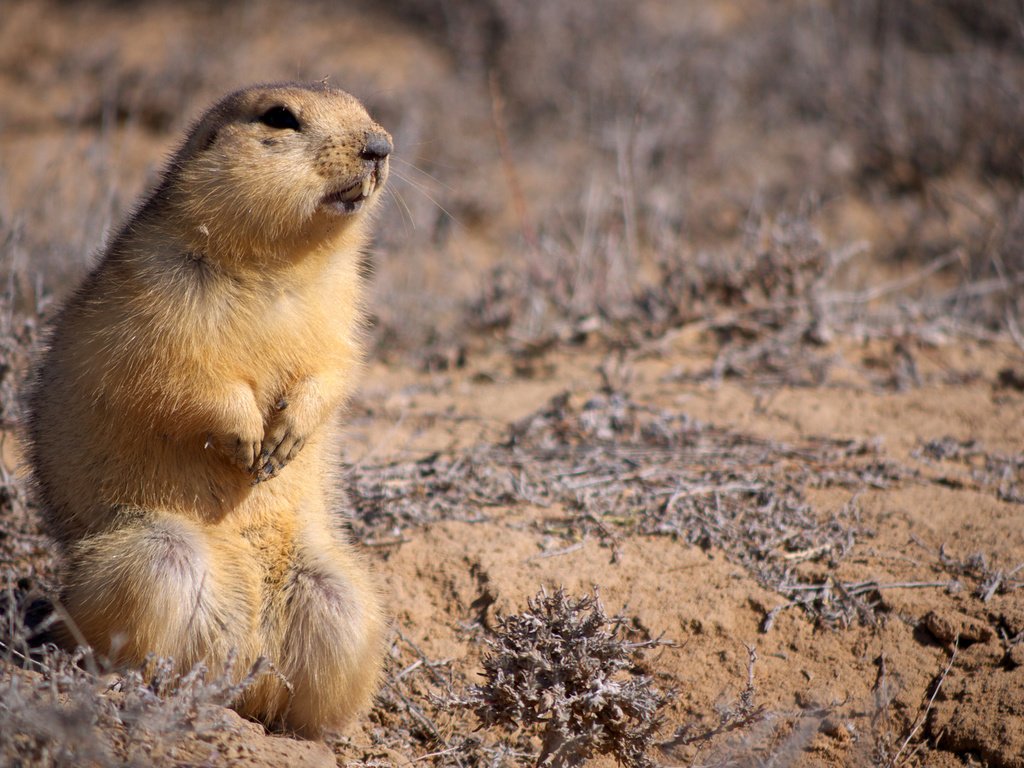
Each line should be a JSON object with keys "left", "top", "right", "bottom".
{"left": 25, "top": 82, "right": 391, "bottom": 736}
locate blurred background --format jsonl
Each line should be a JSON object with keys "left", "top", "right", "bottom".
{"left": 2, "top": 0, "right": 1023, "bottom": 402}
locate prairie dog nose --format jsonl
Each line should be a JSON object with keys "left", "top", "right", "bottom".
{"left": 361, "top": 132, "right": 392, "bottom": 161}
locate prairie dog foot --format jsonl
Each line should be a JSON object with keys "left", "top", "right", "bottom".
{"left": 61, "top": 514, "right": 258, "bottom": 670}
{"left": 223, "top": 430, "right": 264, "bottom": 475}
{"left": 245, "top": 538, "right": 384, "bottom": 735}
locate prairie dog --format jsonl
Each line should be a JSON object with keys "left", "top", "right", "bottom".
{"left": 26, "top": 82, "right": 391, "bottom": 736}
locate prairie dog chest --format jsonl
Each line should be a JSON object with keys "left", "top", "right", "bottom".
{"left": 216, "top": 267, "right": 354, "bottom": 353}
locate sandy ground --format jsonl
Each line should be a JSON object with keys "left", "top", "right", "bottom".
{"left": 1, "top": 1, "right": 1023, "bottom": 766}
{"left": 334, "top": 339, "right": 1024, "bottom": 766}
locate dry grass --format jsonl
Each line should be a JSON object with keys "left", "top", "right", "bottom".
{"left": 0, "top": 608, "right": 274, "bottom": 768}
{"left": 363, "top": 0, "right": 1024, "bottom": 362}
{"left": 350, "top": 385, "right": 1019, "bottom": 634}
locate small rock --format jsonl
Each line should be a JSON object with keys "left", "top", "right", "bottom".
{"left": 922, "top": 609, "right": 993, "bottom": 646}
{"left": 820, "top": 718, "right": 853, "bottom": 742}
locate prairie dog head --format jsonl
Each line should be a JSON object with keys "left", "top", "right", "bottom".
{"left": 164, "top": 83, "right": 391, "bottom": 261}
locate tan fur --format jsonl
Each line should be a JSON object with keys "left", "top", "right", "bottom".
{"left": 25, "top": 83, "right": 391, "bottom": 736}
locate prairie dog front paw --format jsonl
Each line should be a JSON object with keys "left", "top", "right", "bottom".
{"left": 204, "top": 386, "right": 264, "bottom": 475}
{"left": 207, "top": 426, "right": 263, "bottom": 474}
{"left": 252, "top": 398, "right": 308, "bottom": 483}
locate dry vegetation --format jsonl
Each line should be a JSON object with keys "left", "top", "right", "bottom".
{"left": 2, "top": 0, "right": 1024, "bottom": 766}
{"left": 457, "top": 588, "right": 668, "bottom": 768}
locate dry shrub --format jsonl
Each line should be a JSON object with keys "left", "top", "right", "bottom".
{"left": 459, "top": 588, "right": 666, "bottom": 768}
{"left": 751, "top": 0, "right": 1024, "bottom": 185}
{"left": 467, "top": 210, "right": 861, "bottom": 386}
{"left": 371, "top": 0, "right": 1024, "bottom": 352}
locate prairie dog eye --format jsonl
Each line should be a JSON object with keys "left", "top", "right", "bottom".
{"left": 257, "top": 106, "right": 301, "bottom": 131}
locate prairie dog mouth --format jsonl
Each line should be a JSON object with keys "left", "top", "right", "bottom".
{"left": 321, "top": 175, "right": 376, "bottom": 215}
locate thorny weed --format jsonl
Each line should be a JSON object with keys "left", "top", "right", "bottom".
{"left": 454, "top": 588, "right": 668, "bottom": 768}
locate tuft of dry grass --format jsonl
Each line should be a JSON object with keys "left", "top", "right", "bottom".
{"left": 0, "top": 620, "right": 274, "bottom": 768}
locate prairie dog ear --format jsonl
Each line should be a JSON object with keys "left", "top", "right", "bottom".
{"left": 175, "top": 96, "right": 247, "bottom": 158}
{"left": 194, "top": 125, "right": 221, "bottom": 153}
{"left": 177, "top": 113, "right": 224, "bottom": 158}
